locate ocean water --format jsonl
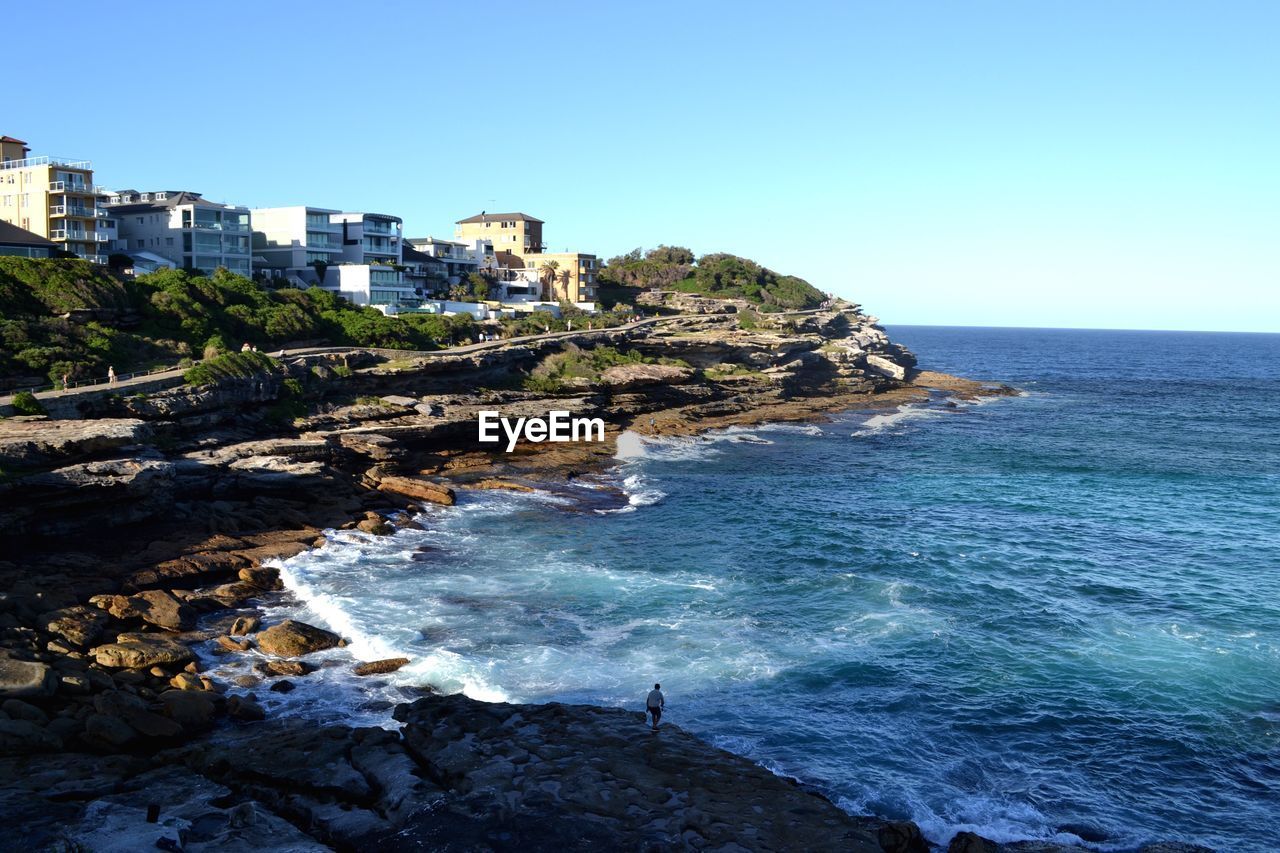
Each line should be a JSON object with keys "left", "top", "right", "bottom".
{"left": 226, "top": 326, "right": 1280, "bottom": 851}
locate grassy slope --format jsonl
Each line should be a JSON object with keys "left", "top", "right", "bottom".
{"left": 0, "top": 259, "right": 479, "bottom": 387}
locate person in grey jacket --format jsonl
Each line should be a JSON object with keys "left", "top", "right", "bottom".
{"left": 646, "top": 683, "right": 665, "bottom": 730}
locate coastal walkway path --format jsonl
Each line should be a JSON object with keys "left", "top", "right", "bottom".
{"left": 0, "top": 315, "right": 682, "bottom": 412}
{"left": 0, "top": 302, "right": 839, "bottom": 414}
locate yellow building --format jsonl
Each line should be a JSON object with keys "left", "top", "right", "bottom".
{"left": 0, "top": 136, "right": 103, "bottom": 263}
{"left": 454, "top": 212, "right": 544, "bottom": 257}
{"left": 524, "top": 253, "right": 599, "bottom": 304}
{"left": 454, "top": 211, "right": 597, "bottom": 304}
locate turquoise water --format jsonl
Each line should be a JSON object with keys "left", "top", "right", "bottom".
{"left": 250, "top": 327, "right": 1280, "bottom": 850}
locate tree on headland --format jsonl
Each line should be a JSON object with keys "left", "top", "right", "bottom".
{"left": 597, "top": 246, "right": 825, "bottom": 312}
{"left": 646, "top": 245, "right": 694, "bottom": 265}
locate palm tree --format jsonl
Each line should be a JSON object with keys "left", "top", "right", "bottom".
{"left": 539, "top": 261, "right": 560, "bottom": 301}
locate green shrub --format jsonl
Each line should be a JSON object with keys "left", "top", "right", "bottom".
{"left": 260, "top": 375, "right": 307, "bottom": 424}
{"left": 523, "top": 374, "right": 565, "bottom": 394}
{"left": 183, "top": 351, "right": 281, "bottom": 386}
{"left": 526, "top": 344, "right": 685, "bottom": 389}
{"left": 11, "top": 390, "right": 46, "bottom": 416}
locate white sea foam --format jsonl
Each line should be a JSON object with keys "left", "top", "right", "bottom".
{"left": 622, "top": 472, "right": 666, "bottom": 507}
{"left": 613, "top": 430, "right": 648, "bottom": 460}
{"left": 615, "top": 421, "right": 822, "bottom": 464}
{"left": 851, "top": 404, "right": 941, "bottom": 437}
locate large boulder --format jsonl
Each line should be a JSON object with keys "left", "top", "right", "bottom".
{"left": 92, "top": 690, "right": 183, "bottom": 740}
{"left": 96, "top": 590, "right": 196, "bottom": 632}
{"left": 0, "top": 658, "right": 56, "bottom": 698}
{"left": 237, "top": 566, "right": 282, "bottom": 590}
{"left": 158, "top": 689, "right": 218, "bottom": 730}
{"left": 600, "top": 363, "right": 695, "bottom": 389}
{"left": 353, "top": 658, "right": 410, "bottom": 676}
{"left": 255, "top": 659, "right": 317, "bottom": 678}
{"left": 948, "top": 832, "right": 999, "bottom": 853}
{"left": 91, "top": 633, "right": 195, "bottom": 669}
{"left": 229, "top": 615, "right": 261, "bottom": 636}
{"left": 0, "top": 719, "right": 61, "bottom": 754}
{"left": 864, "top": 354, "right": 907, "bottom": 381}
{"left": 376, "top": 476, "right": 456, "bottom": 506}
{"left": 39, "top": 605, "right": 109, "bottom": 648}
{"left": 255, "top": 620, "right": 340, "bottom": 657}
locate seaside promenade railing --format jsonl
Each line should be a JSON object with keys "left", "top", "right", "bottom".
{"left": 0, "top": 362, "right": 189, "bottom": 398}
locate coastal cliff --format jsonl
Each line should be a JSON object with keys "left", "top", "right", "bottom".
{"left": 0, "top": 299, "right": 1136, "bottom": 853}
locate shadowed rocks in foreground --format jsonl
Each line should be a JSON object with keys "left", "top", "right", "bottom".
{"left": 1, "top": 692, "right": 896, "bottom": 852}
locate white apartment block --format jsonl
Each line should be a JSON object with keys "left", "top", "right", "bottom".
{"left": 251, "top": 205, "right": 343, "bottom": 279}
{"left": 103, "top": 190, "right": 252, "bottom": 276}
{"left": 328, "top": 212, "right": 414, "bottom": 307}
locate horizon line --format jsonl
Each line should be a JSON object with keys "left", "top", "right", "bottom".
{"left": 882, "top": 321, "right": 1278, "bottom": 336}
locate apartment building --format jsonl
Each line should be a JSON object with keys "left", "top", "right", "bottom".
{"left": 524, "top": 252, "right": 599, "bottom": 304}
{"left": 0, "top": 136, "right": 105, "bottom": 263}
{"left": 405, "top": 236, "right": 495, "bottom": 284}
{"left": 401, "top": 244, "right": 449, "bottom": 296}
{"left": 103, "top": 190, "right": 252, "bottom": 276}
{"left": 328, "top": 212, "right": 414, "bottom": 307}
{"left": 454, "top": 212, "right": 544, "bottom": 261}
{"left": 251, "top": 205, "right": 343, "bottom": 281}
{"left": 453, "top": 211, "right": 596, "bottom": 305}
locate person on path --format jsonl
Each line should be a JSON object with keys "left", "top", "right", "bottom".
{"left": 107, "top": 365, "right": 117, "bottom": 384}
{"left": 61, "top": 372, "right": 70, "bottom": 390}
{"left": 646, "top": 683, "right": 665, "bottom": 730}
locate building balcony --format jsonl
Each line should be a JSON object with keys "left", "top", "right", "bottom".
{"left": 363, "top": 222, "right": 398, "bottom": 236}
{"left": 50, "top": 230, "right": 91, "bottom": 242}
{"left": 49, "top": 180, "right": 93, "bottom": 194}
{"left": 51, "top": 205, "right": 94, "bottom": 218}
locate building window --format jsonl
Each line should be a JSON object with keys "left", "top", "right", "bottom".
{"left": 166, "top": 237, "right": 174, "bottom": 246}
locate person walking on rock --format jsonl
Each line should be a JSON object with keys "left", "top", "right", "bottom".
{"left": 646, "top": 683, "right": 665, "bottom": 731}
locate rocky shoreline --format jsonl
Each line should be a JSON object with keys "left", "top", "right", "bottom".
{"left": 0, "top": 301, "right": 1201, "bottom": 851}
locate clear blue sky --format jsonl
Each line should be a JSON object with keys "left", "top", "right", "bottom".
{"left": 9, "top": 1, "right": 1278, "bottom": 331}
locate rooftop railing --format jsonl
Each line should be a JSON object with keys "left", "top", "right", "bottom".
{"left": 0, "top": 155, "right": 91, "bottom": 171}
